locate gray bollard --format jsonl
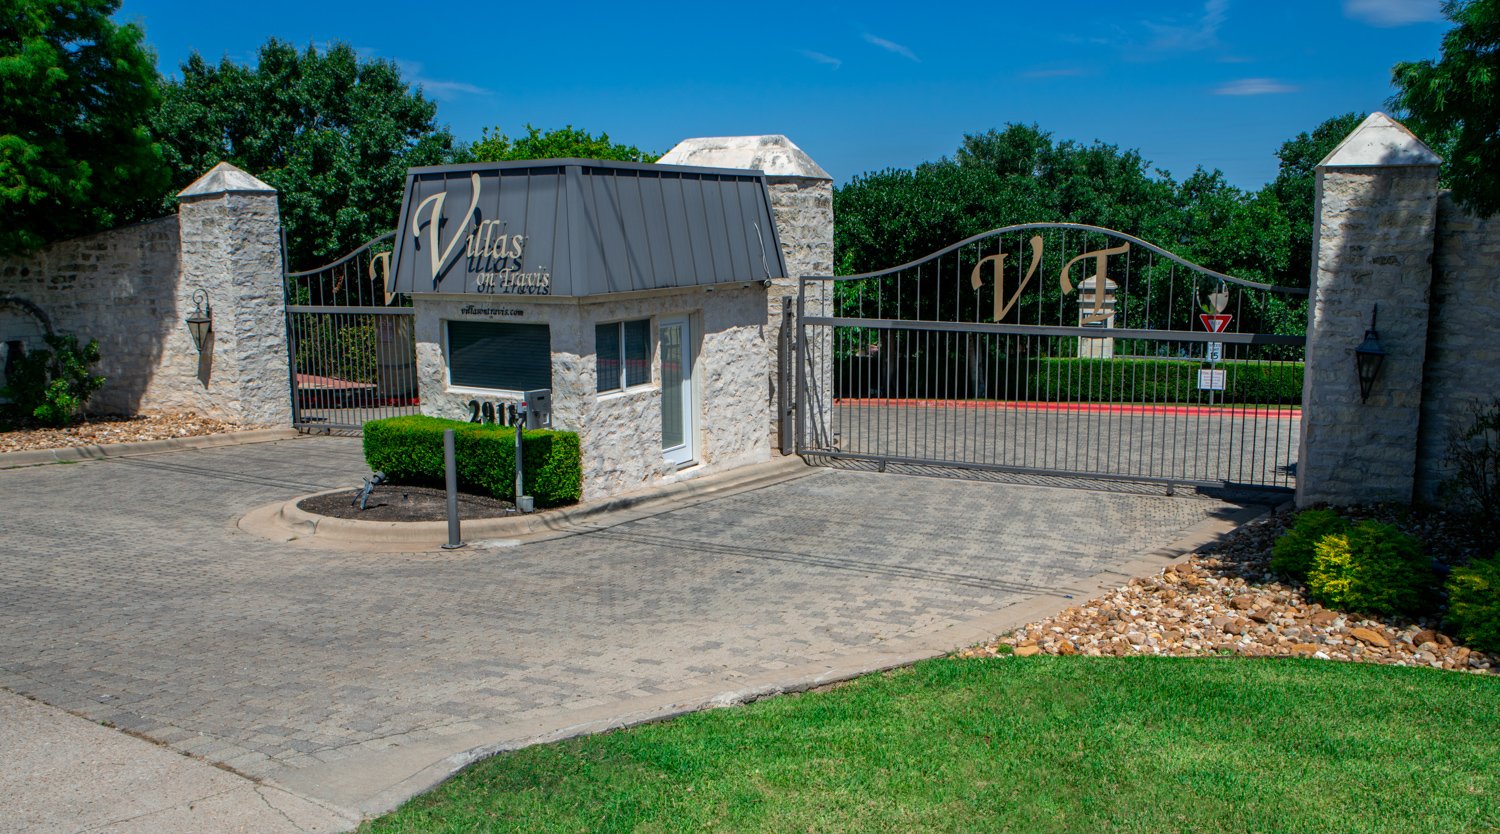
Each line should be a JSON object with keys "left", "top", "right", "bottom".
{"left": 441, "top": 428, "right": 465, "bottom": 550}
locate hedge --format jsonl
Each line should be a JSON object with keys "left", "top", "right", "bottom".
{"left": 837, "top": 355, "right": 1303, "bottom": 405}
{"left": 363, "top": 416, "right": 581, "bottom": 507}
{"left": 1021, "top": 358, "right": 1303, "bottom": 405}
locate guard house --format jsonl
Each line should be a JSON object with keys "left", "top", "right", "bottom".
{"left": 390, "top": 158, "right": 788, "bottom": 500}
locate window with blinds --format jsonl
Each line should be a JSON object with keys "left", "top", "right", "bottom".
{"left": 596, "top": 319, "right": 651, "bottom": 393}
{"left": 447, "top": 321, "right": 552, "bottom": 391}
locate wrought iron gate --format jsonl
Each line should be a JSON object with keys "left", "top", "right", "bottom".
{"left": 284, "top": 232, "right": 419, "bottom": 432}
{"left": 796, "top": 224, "right": 1307, "bottom": 490}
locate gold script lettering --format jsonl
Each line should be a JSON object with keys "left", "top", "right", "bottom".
{"left": 1058, "top": 242, "right": 1129, "bottom": 324}
{"left": 411, "top": 172, "right": 482, "bottom": 288}
{"left": 969, "top": 235, "right": 1044, "bottom": 322}
{"left": 368, "top": 251, "right": 395, "bottom": 306}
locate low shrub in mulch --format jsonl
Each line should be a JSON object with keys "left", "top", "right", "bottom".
{"left": 363, "top": 415, "right": 582, "bottom": 508}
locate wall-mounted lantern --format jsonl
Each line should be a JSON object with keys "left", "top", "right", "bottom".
{"left": 1355, "top": 304, "right": 1385, "bottom": 403}
{"left": 185, "top": 289, "right": 213, "bottom": 352}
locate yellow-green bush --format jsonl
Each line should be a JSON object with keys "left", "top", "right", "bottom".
{"left": 1446, "top": 553, "right": 1500, "bottom": 653}
{"left": 1306, "top": 521, "right": 1435, "bottom": 617}
{"left": 1271, "top": 508, "right": 1348, "bottom": 580}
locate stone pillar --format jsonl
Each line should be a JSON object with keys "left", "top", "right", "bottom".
{"left": 1297, "top": 114, "right": 1441, "bottom": 507}
{"left": 657, "top": 136, "right": 834, "bottom": 450}
{"left": 175, "top": 163, "right": 293, "bottom": 426}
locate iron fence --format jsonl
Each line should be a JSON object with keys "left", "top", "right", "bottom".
{"left": 284, "top": 232, "right": 418, "bottom": 432}
{"left": 797, "top": 223, "right": 1307, "bottom": 491}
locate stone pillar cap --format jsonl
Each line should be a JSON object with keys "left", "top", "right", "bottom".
{"left": 1318, "top": 112, "right": 1442, "bottom": 168}
{"left": 659, "top": 135, "right": 831, "bottom": 180}
{"left": 177, "top": 162, "right": 277, "bottom": 198}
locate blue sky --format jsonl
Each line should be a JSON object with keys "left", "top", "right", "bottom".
{"left": 116, "top": 0, "right": 1450, "bottom": 190}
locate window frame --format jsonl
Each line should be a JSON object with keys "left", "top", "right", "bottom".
{"left": 595, "top": 317, "right": 653, "bottom": 395}
{"left": 443, "top": 319, "right": 553, "bottom": 396}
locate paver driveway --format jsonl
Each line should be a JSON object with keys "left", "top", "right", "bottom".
{"left": 0, "top": 436, "right": 1265, "bottom": 816}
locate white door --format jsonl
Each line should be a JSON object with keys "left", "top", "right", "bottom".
{"left": 659, "top": 317, "right": 695, "bottom": 466}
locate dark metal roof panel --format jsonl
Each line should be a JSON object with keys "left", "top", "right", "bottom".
{"left": 390, "top": 159, "right": 787, "bottom": 298}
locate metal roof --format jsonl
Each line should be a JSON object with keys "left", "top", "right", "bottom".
{"left": 390, "top": 158, "right": 788, "bottom": 298}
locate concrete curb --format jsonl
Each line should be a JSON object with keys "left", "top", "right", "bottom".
{"left": 264, "top": 497, "right": 1276, "bottom": 818}
{"left": 0, "top": 427, "right": 300, "bottom": 469}
{"left": 238, "top": 455, "right": 818, "bottom": 550}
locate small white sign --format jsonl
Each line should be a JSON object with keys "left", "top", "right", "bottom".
{"left": 1198, "top": 369, "right": 1227, "bottom": 391}
{"left": 1206, "top": 342, "right": 1223, "bottom": 363}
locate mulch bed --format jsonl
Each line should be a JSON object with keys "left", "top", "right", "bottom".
{"left": 962, "top": 506, "right": 1497, "bottom": 675}
{"left": 298, "top": 483, "right": 516, "bottom": 522}
{"left": 0, "top": 412, "right": 254, "bottom": 454}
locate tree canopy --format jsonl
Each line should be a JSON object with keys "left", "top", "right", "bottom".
{"left": 150, "top": 39, "right": 455, "bottom": 269}
{"left": 835, "top": 124, "right": 1301, "bottom": 290}
{"left": 460, "top": 125, "right": 658, "bottom": 164}
{"left": 0, "top": 0, "right": 167, "bottom": 256}
{"left": 1391, "top": 0, "right": 1500, "bottom": 216}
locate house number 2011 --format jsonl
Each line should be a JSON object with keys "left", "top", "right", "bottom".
{"left": 466, "top": 399, "right": 515, "bottom": 426}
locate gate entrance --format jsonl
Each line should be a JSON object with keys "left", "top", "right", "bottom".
{"left": 796, "top": 224, "right": 1307, "bottom": 490}
{"left": 284, "top": 232, "right": 419, "bottom": 432}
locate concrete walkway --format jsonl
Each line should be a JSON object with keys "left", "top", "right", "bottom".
{"left": 0, "top": 690, "right": 354, "bottom": 833}
{"left": 0, "top": 436, "right": 1273, "bottom": 830}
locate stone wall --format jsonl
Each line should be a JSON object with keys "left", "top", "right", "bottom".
{"left": 766, "top": 177, "right": 834, "bottom": 449}
{"left": 1415, "top": 194, "right": 1500, "bottom": 502}
{"left": 415, "top": 284, "right": 770, "bottom": 501}
{"left": 0, "top": 217, "right": 185, "bottom": 415}
{"left": 0, "top": 163, "right": 292, "bottom": 425}
{"left": 1298, "top": 166, "right": 1439, "bottom": 506}
{"left": 1296, "top": 114, "right": 1443, "bottom": 508}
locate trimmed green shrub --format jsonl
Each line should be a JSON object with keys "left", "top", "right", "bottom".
{"left": 1445, "top": 553, "right": 1500, "bottom": 653}
{"left": 1019, "top": 358, "right": 1302, "bottom": 405}
{"left": 1271, "top": 509, "right": 1349, "bottom": 580}
{"left": 363, "top": 415, "right": 581, "bottom": 507}
{"left": 1306, "top": 521, "right": 1436, "bottom": 617}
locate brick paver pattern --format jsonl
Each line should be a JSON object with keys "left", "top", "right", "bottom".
{"left": 1, "top": 438, "right": 1243, "bottom": 780}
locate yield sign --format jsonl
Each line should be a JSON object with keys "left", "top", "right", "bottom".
{"left": 1200, "top": 313, "right": 1233, "bottom": 334}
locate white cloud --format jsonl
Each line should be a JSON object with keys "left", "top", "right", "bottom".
{"left": 395, "top": 59, "right": 491, "bottom": 101}
{"left": 1145, "top": 0, "right": 1230, "bottom": 51}
{"left": 862, "top": 33, "right": 920, "bottom": 62}
{"left": 1214, "top": 77, "right": 1299, "bottom": 95}
{"left": 800, "top": 49, "right": 842, "bottom": 69}
{"left": 1344, "top": 0, "right": 1445, "bottom": 26}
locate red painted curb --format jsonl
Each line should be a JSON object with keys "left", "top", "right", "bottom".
{"left": 834, "top": 399, "right": 1302, "bottom": 418}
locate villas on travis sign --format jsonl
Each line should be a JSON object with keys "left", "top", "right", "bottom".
{"left": 387, "top": 159, "right": 787, "bottom": 299}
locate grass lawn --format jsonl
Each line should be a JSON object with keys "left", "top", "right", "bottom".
{"left": 363, "top": 657, "right": 1500, "bottom": 833}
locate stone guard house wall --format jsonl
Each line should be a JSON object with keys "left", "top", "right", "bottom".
{"left": 0, "top": 163, "right": 292, "bottom": 426}
{"left": 415, "top": 285, "right": 769, "bottom": 500}
{"left": 1299, "top": 113, "right": 1500, "bottom": 507}
{"left": 658, "top": 136, "right": 835, "bottom": 449}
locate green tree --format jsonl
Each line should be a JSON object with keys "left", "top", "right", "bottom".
{"left": 0, "top": 0, "right": 168, "bottom": 255}
{"left": 1174, "top": 168, "right": 1291, "bottom": 285}
{"left": 1268, "top": 112, "right": 1365, "bottom": 286}
{"left": 459, "top": 124, "right": 658, "bottom": 164}
{"left": 1391, "top": 0, "right": 1500, "bottom": 216}
{"left": 151, "top": 39, "right": 455, "bottom": 269}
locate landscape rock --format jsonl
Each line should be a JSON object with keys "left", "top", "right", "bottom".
{"left": 961, "top": 509, "right": 1495, "bottom": 677}
{"left": 0, "top": 412, "right": 252, "bottom": 453}
{"left": 1350, "top": 628, "right": 1391, "bottom": 648}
